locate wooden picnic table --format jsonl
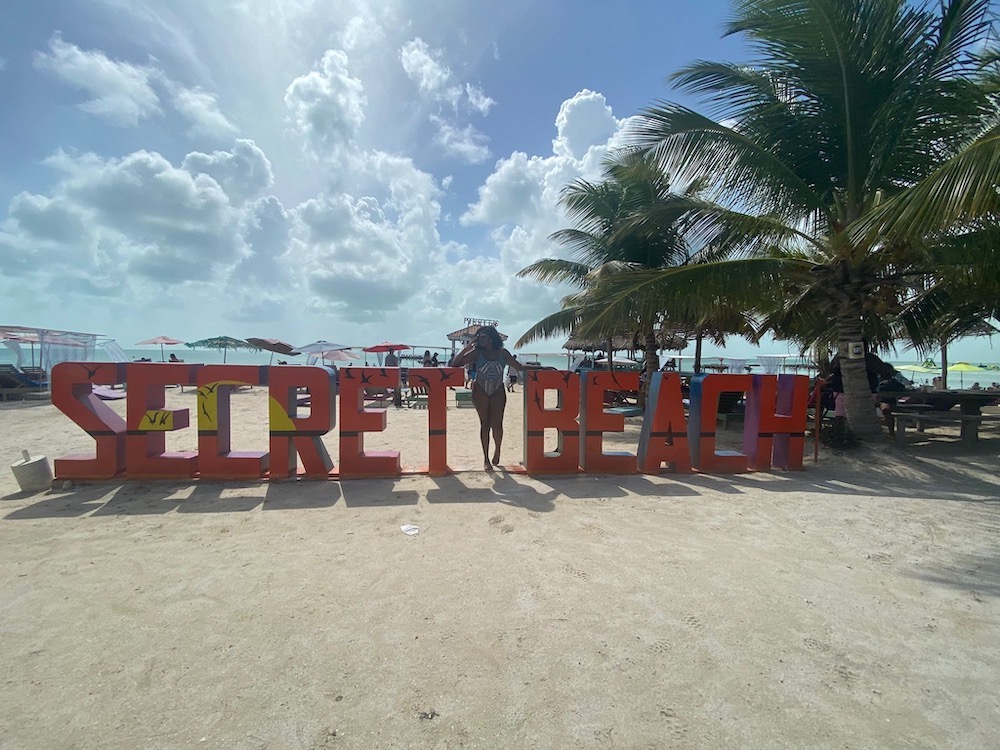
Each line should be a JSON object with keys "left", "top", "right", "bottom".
{"left": 893, "top": 389, "right": 1000, "bottom": 445}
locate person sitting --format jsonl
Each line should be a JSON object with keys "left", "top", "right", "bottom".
{"left": 430, "top": 352, "right": 440, "bottom": 367}
{"left": 422, "top": 350, "right": 432, "bottom": 367}
{"left": 169, "top": 353, "right": 184, "bottom": 363}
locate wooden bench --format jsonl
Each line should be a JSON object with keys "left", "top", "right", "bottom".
{"left": 892, "top": 411, "right": 987, "bottom": 446}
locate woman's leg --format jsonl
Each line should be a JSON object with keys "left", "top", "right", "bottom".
{"left": 471, "top": 386, "right": 493, "bottom": 470}
{"left": 489, "top": 390, "right": 507, "bottom": 465}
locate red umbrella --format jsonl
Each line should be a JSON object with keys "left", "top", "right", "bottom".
{"left": 362, "top": 342, "right": 411, "bottom": 353}
{"left": 136, "top": 335, "right": 186, "bottom": 362}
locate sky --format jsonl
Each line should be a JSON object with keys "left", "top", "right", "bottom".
{"left": 1, "top": 0, "right": 996, "bottom": 362}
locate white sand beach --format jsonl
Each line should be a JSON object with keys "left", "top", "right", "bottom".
{"left": 1, "top": 389, "right": 999, "bottom": 748}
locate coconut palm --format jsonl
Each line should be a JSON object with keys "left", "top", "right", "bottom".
{"left": 516, "top": 149, "right": 754, "bottom": 398}
{"left": 592, "top": 0, "right": 1000, "bottom": 435}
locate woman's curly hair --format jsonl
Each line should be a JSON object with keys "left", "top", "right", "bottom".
{"left": 476, "top": 325, "right": 504, "bottom": 350}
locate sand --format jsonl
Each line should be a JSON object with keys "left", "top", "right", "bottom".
{"left": 1, "top": 387, "right": 999, "bottom": 749}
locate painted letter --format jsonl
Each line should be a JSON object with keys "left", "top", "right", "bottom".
{"left": 523, "top": 370, "right": 580, "bottom": 474}
{"left": 125, "top": 363, "right": 200, "bottom": 478}
{"left": 338, "top": 367, "right": 401, "bottom": 478}
{"left": 744, "top": 374, "right": 809, "bottom": 470}
{"left": 580, "top": 370, "right": 639, "bottom": 474}
{"left": 52, "top": 362, "right": 127, "bottom": 479}
{"left": 688, "top": 374, "right": 752, "bottom": 473}
{"left": 638, "top": 371, "right": 692, "bottom": 474}
{"left": 197, "top": 365, "right": 269, "bottom": 479}
{"left": 268, "top": 365, "right": 336, "bottom": 480}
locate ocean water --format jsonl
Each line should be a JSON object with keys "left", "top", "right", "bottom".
{"left": 2, "top": 345, "right": 997, "bottom": 385}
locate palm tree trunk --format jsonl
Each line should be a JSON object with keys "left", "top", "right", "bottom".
{"left": 641, "top": 327, "right": 658, "bottom": 408}
{"left": 940, "top": 338, "right": 948, "bottom": 389}
{"left": 837, "top": 311, "right": 883, "bottom": 436}
{"left": 693, "top": 332, "right": 703, "bottom": 374}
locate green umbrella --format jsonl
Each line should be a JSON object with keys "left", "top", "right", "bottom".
{"left": 186, "top": 336, "right": 253, "bottom": 363}
{"left": 896, "top": 364, "right": 940, "bottom": 374}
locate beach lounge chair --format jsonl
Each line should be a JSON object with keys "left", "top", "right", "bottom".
{"left": 405, "top": 386, "right": 429, "bottom": 409}
{"left": 0, "top": 365, "right": 46, "bottom": 401}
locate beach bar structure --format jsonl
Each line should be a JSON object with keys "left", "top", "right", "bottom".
{"left": 1, "top": 325, "right": 128, "bottom": 388}
{"left": 447, "top": 317, "right": 508, "bottom": 358}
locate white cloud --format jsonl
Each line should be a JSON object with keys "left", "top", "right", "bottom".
{"left": 0, "top": 148, "right": 251, "bottom": 286}
{"left": 431, "top": 117, "right": 491, "bottom": 164}
{"left": 552, "top": 89, "right": 620, "bottom": 160}
{"left": 466, "top": 84, "right": 495, "bottom": 115}
{"left": 285, "top": 49, "right": 367, "bottom": 159}
{"left": 338, "top": 15, "right": 385, "bottom": 51}
{"left": 399, "top": 38, "right": 461, "bottom": 106}
{"left": 282, "top": 151, "right": 449, "bottom": 322}
{"left": 33, "top": 35, "right": 161, "bottom": 125}
{"left": 182, "top": 139, "right": 274, "bottom": 204}
{"left": 459, "top": 90, "right": 637, "bottom": 325}
{"left": 172, "top": 85, "right": 238, "bottom": 139}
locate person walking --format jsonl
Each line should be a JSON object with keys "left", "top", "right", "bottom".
{"left": 450, "top": 326, "right": 533, "bottom": 470}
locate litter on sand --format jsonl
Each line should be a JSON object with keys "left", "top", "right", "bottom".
{"left": 400, "top": 524, "right": 419, "bottom": 536}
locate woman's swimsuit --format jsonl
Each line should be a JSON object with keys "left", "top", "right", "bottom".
{"left": 474, "top": 354, "right": 505, "bottom": 396}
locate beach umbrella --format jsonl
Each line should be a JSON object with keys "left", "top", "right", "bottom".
{"left": 948, "top": 361, "right": 986, "bottom": 388}
{"left": 246, "top": 337, "right": 299, "bottom": 365}
{"left": 186, "top": 336, "right": 253, "bottom": 363}
{"left": 317, "top": 349, "right": 360, "bottom": 364}
{"left": 292, "top": 340, "right": 351, "bottom": 355}
{"left": 362, "top": 342, "right": 410, "bottom": 366}
{"left": 292, "top": 340, "right": 354, "bottom": 365}
{"left": 136, "top": 335, "right": 186, "bottom": 362}
{"left": 362, "top": 342, "right": 411, "bottom": 353}
{"left": 895, "top": 364, "right": 940, "bottom": 374}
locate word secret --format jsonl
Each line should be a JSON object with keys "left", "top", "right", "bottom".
{"left": 51, "top": 362, "right": 810, "bottom": 480}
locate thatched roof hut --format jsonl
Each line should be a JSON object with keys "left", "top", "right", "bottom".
{"left": 563, "top": 329, "right": 688, "bottom": 353}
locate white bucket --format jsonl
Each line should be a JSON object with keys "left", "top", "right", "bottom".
{"left": 11, "top": 450, "right": 53, "bottom": 493}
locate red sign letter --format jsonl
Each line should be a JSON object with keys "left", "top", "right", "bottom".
{"left": 268, "top": 366, "right": 336, "bottom": 480}
{"left": 338, "top": 367, "right": 401, "bottom": 478}
{"left": 197, "top": 365, "right": 269, "bottom": 479}
{"left": 125, "top": 363, "right": 200, "bottom": 478}
{"left": 580, "top": 370, "right": 639, "bottom": 474}
{"left": 52, "top": 362, "right": 127, "bottom": 480}
{"left": 523, "top": 370, "right": 580, "bottom": 474}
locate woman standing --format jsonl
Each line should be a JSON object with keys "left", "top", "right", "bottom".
{"left": 450, "top": 326, "right": 531, "bottom": 470}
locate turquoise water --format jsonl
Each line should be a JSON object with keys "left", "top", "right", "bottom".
{"left": 2, "top": 345, "right": 997, "bottom": 384}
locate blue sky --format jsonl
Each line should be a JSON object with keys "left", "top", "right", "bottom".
{"left": 1, "top": 0, "right": 996, "bottom": 362}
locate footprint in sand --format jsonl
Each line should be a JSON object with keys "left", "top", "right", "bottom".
{"left": 659, "top": 707, "right": 688, "bottom": 739}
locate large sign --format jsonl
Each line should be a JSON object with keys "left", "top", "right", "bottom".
{"left": 51, "top": 363, "right": 809, "bottom": 480}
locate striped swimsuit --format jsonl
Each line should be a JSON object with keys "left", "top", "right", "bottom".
{"left": 474, "top": 354, "right": 506, "bottom": 396}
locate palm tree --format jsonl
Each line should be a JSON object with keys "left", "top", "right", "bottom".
{"left": 593, "top": 0, "right": 1000, "bottom": 435}
{"left": 516, "top": 149, "right": 753, "bottom": 399}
